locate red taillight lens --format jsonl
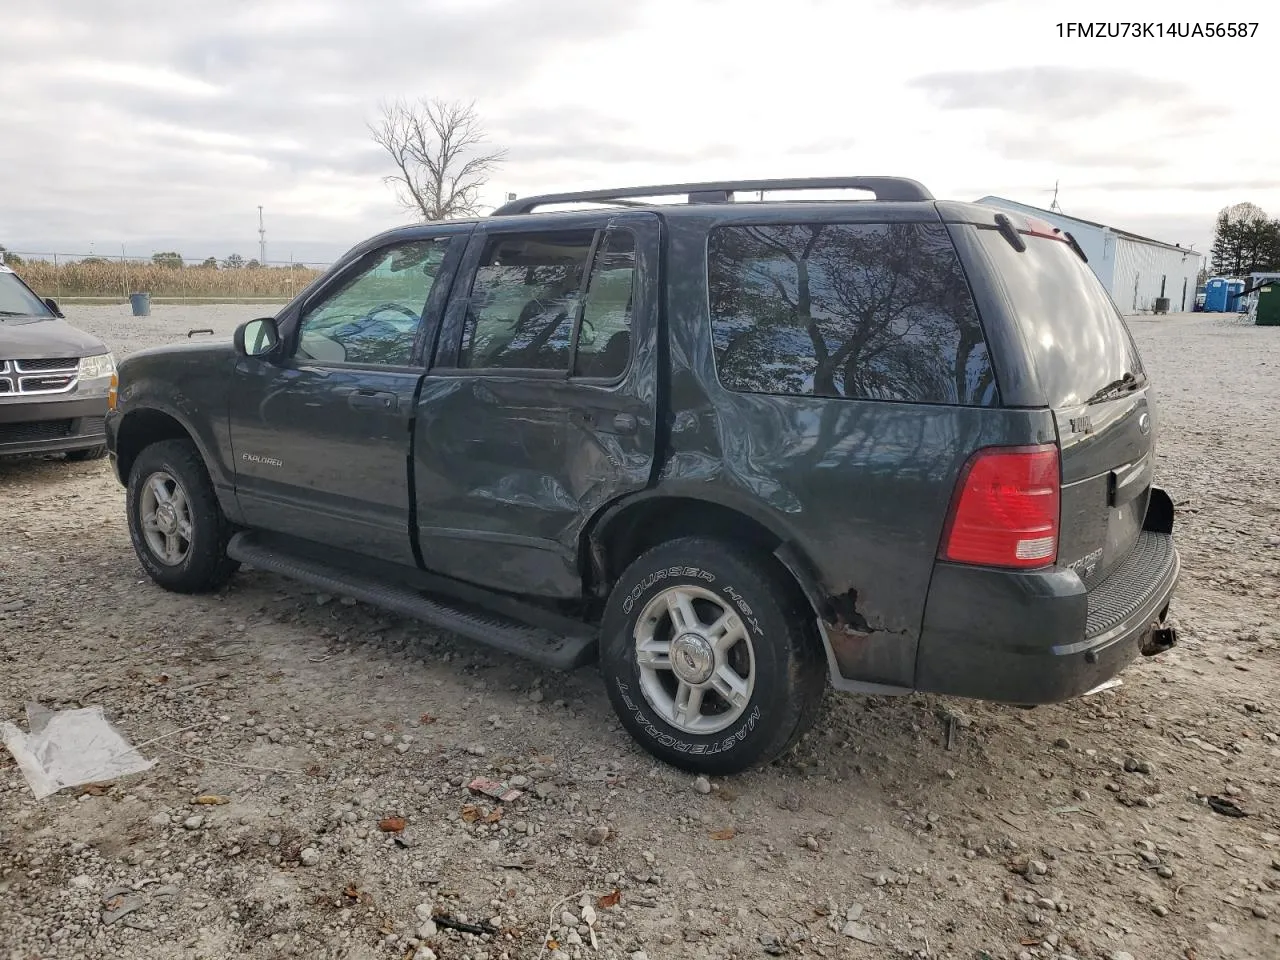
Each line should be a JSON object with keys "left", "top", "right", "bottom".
{"left": 940, "top": 445, "right": 1060, "bottom": 569}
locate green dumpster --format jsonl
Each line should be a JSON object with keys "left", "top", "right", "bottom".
{"left": 1258, "top": 283, "right": 1280, "bottom": 326}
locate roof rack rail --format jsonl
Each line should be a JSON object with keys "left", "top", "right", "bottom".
{"left": 491, "top": 177, "right": 934, "bottom": 216}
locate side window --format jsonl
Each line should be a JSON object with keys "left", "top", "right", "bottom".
{"left": 574, "top": 231, "right": 636, "bottom": 379}
{"left": 461, "top": 231, "right": 594, "bottom": 370}
{"left": 297, "top": 240, "right": 445, "bottom": 365}
{"left": 708, "top": 223, "right": 997, "bottom": 405}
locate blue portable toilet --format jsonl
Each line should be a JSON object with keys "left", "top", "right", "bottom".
{"left": 1203, "top": 277, "right": 1229, "bottom": 312}
{"left": 1227, "top": 279, "right": 1246, "bottom": 312}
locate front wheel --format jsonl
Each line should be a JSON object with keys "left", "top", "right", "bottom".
{"left": 126, "top": 439, "right": 239, "bottom": 593}
{"left": 600, "top": 538, "right": 827, "bottom": 775}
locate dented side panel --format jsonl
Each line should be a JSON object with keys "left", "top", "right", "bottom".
{"left": 412, "top": 213, "right": 663, "bottom": 598}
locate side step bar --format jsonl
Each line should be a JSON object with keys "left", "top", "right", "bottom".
{"left": 226, "top": 533, "right": 598, "bottom": 671}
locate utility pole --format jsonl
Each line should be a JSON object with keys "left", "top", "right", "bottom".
{"left": 258, "top": 206, "right": 266, "bottom": 265}
{"left": 1049, "top": 181, "right": 1062, "bottom": 213}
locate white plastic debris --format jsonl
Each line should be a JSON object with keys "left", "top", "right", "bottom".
{"left": 1, "top": 703, "right": 154, "bottom": 799}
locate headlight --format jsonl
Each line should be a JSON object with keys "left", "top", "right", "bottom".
{"left": 78, "top": 353, "right": 116, "bottom": 379}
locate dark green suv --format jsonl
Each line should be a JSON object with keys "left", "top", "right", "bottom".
{"left": 106, "top": 178, "right": 1180, "bottom": 774}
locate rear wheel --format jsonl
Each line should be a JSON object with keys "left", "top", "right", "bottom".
{"left": 126, "top": 439, "right": 239, "bottom": 593}
{"left": 600, "top": 537, "right": 827, "bottom": 775}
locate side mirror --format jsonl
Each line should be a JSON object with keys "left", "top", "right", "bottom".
{"left": 234, "top": 317, "right": 281, "bottom": 359}
{"left": 44, "top": 297, "right": 64, "bottom": 318}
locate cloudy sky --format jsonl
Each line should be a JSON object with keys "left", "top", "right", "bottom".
{"left": 1, "top": 0, "right": 1274, "bottom": 264}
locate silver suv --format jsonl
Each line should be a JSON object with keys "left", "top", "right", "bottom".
{"left": 0, "top": 265, "right": 115, "bottom": 461}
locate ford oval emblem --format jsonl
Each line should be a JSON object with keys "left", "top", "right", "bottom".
{"left": 1138, "top": 413, "right": 1151, "bottom": 435}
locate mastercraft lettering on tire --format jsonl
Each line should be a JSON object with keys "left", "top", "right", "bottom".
{"left": 105, "top": 177, "right": 1180, "bottom": 775}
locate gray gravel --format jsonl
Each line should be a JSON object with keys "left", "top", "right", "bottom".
{"left": 63, "top": 302, "right": 272, "bottom": 359}
{"left": 1, "top": 309, "right": 1277, "bottom": 960}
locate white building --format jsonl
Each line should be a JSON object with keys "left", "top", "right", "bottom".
{"left": 976, "top": 197, "right": 1205, "bottom": 314}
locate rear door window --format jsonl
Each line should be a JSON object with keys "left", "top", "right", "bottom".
{"left": 708, "top": 222, "right": 997, "bottom": 405}
{"left": 574, "top": 230, "right": 636, "bottom": 379}
{"left": 460, "top": 231, "right": 594, "bottom": 371}
{"left": 975, "top": 229, "right": 1145, "bottom": 408}
{"left": 457, "top": 228, "right": 639, "bottom": 378}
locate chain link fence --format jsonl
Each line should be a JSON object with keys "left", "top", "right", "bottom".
{"left": 1, "top": 251, "right": 332, "bottom": 304}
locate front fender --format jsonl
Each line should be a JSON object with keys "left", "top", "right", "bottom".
{"left": 110, "top": 345, "right": 238, "bottom": 517}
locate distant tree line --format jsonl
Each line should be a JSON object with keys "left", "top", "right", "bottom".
{"left": 1210, "top": 203, "right": 1280, "bottom": 277}
{"left": 1, "top": 245, "right": 268, "bottom": 271}
{"left": 151, "top": 252, "right": 261, "bottom": 269}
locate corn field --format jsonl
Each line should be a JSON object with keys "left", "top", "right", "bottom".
{"left": 7, "top": 255, "right": 328, "bottom": 301}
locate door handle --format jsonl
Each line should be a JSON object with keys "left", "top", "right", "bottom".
{"left": 570, "top": 409, "right": 638, "bottom": 435}
{"left": 348, "top": 390, "right": 398, "bottom": 412}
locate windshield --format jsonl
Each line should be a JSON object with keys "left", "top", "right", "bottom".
{"left": 977, "top": 229, "right": 1145, "bottom": 408}
{"left": 0, "top": 270, "right": 53, "bottom": 318}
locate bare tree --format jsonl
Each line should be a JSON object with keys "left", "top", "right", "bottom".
{"left": 370, "top": 98, "right": 506, "bottom": 221}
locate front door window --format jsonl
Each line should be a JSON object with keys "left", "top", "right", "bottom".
{"left": 298, "top": 240, "right": 446, "bottom": 365}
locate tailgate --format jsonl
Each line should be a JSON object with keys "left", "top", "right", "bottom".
{"left": 965, "top": 223, "right": 1157, "bottom": 585}
{"left": 1056, "top": 389, "right": 1155, "bottom": 586}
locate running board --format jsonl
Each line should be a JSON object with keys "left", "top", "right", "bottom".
{"left": 226, "top": 533, "right": 598, "bottom": 671}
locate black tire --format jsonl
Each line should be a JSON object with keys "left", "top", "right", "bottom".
{"left": 601, "top": 537, "right": 827, "bottom": 775}
{"left": 66, "top": 445, "right": 108, "bottom": 462}
{"left": 126, "top": 439, "right": 239, "bottom": 593}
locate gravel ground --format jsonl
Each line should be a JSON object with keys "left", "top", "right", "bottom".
{"left": 1, "top": 305, "right": 1278, "bottom": 960}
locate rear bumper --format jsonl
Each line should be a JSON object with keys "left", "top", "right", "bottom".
{"left": 914, "top": 529, "right": 1180, "bottom": 704}
{"left": 0, "top": 396, "right": 108, "bottom": 457}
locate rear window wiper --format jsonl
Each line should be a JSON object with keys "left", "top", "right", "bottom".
{"left": 1085, "top": 371, "right": 1144, "bottom": 404}
{"left": 1062, "top": 231, "right": 1089, "bottom": 263}
{"left": 993, "top": 214, "right": 1026, "bottom": 253}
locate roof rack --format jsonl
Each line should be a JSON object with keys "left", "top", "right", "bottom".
{"left": 491, "top": 177, "right": 934, "bottom": 216}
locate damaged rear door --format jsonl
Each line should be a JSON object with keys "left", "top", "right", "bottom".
{"left": 413, "top": 212, "right": 661, "bottom": 597}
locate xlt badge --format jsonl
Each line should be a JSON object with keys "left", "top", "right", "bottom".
{"left": 1068, "top": 547, "right": 1104, "bottom": 580}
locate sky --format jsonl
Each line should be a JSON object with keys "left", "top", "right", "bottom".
{"left": 1, "top": 0, "right": 1275, "bottom": 265}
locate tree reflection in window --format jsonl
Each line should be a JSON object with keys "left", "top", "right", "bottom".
{"left": 709, "top": 223, "right": 997, "bottom": 405}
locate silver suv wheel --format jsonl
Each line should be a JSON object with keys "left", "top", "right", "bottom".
{"left": 633, "top": 584, "right": 756, "bottom": 735}
{"left": 139, "top": 470, "right": 194, "bottom": 566}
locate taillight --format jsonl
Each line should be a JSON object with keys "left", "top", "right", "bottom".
{"left": 940, "top": 445, "right": 1060, "bottom": 569}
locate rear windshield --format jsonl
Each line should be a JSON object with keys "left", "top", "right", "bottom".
{"left": 976, "top": 228, "right": 1145, "bottom": 407}
{"left": 0, "top": 270, "right": 52, "bottom": 317}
